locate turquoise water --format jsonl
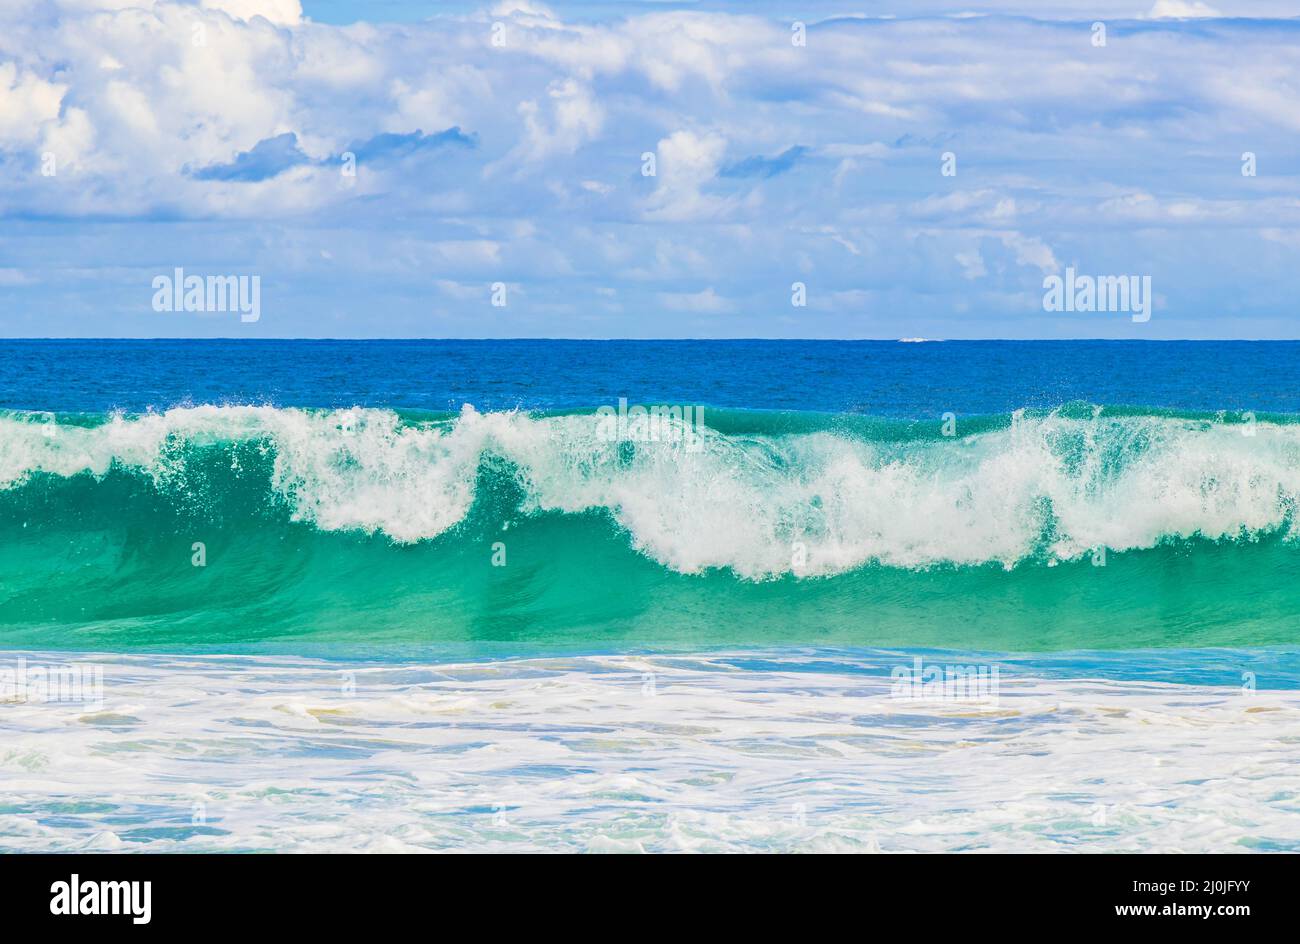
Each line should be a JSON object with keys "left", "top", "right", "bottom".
{"left": 2, "top": 398, "right": 1298, "bottom": 655}
{"left": 4, "top": 341, "right": 1300, "bottom": 854}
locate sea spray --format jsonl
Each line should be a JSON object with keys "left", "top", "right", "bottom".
{"left": 2, "top": 404, "right": 1297, "bottom": 574}
{"left": 3, "top": 404, "right": 1300, "bottom": 652}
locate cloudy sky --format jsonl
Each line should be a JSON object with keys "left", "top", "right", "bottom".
{"left": 1, "top": 0, "right": 1297, "bottom": 338}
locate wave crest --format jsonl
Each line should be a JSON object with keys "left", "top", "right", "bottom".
{"left": 2, "top": 405, "right": 1298, "bottom": 578}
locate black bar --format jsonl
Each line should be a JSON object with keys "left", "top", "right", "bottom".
{"left": 0, "top": 854, "right": 1286, "bottom": 931}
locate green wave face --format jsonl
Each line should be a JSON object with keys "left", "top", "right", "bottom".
{"left": 1, "top": 404, "right": 1298, "bottom": 653}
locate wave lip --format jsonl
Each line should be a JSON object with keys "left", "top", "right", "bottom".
{"left": 2, "top": 403, "right": 1298, "bottom": 578}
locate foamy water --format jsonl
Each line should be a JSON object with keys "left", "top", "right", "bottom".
{"left": 4, "top": 405, "right": 1300, "bottom": 578}
{"left": 1, "top": 650, "right": 1296, "bottom": 853}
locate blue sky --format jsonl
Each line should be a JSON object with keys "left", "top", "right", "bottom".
{"left": 1, "top": 0, "right": 1298, "bottom": 338}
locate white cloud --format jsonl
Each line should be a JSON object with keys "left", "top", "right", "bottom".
{"left": 658, "top": 287, "right": 736, "bottom": 314}
{"left": 2, "top": 2, "right": 1299, "bottom": 337}
{"left": 0, "top": 63, "right": 64, "bottom": 147}
{"left": 1149, "top": 1, "right": 1221, "bottom": 18}
{"left": 998, "top": 232, "right": 1058, "bottom": 274}
{"left": 201, "top": 0, "right": 302, "bottom": 25}
{"left": 956, "top": 250, "right": 987, "bottom": 280}
{"left": 644, "top": 129, "right": 729, "bottom": 221}
{"left": 498, "top": 78, "right": 603, "bottom": 169}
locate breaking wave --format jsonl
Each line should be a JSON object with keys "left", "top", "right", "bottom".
{"left": 1, "top": 403, "right": 1296, "bottom": 578}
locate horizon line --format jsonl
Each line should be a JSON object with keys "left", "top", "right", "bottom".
{"left": 2, "top": 337, "right": 1299, "bottom": 344}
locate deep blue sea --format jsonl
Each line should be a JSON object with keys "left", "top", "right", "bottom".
{"left": 3, "top": 338, "right": 1299, "bottom": 415}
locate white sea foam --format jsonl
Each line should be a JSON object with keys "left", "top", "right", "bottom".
{"left": 2, "top": 406, "right": 1299, "bottom": 577}
{"left": 0, "top": 649, "right": 1295, "bottom": 853}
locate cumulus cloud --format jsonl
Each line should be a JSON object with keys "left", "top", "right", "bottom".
{"left": 0, "top": 63, "right": 64, "bottom": 147}
{"left": 0, "top": 2, "right": 1298, "bottom": 337}
{"left": 496, "top": 78, "right": 603, "bottom": 170}
{"left": 643, "top": 130, "right": 730, "bottom": 221}
{"left": 202, "top": 0, "right": 302, "bottom": 24}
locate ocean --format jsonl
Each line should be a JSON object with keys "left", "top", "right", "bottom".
{"left": 2, "top": 339, "right": 1299, "bottom": 852}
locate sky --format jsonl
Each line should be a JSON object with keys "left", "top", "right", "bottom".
{"left": 0, "top": 0, "right": 1298, "bottom": 338}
